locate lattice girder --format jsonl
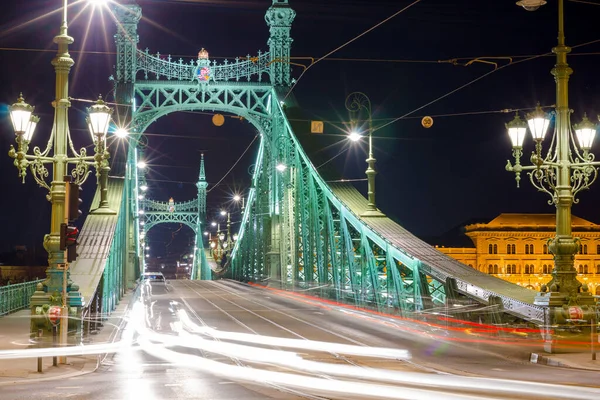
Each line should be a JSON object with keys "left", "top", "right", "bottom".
{"left": 144, "top": 212, "right": 199, "bottom": 233}
{"left": 132, "top": 82, "right": 272, "bottom": 134}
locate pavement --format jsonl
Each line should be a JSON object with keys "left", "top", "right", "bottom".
{"left": 0, "top": 289, "right": 135, "bottom": 386}
{"left": 0, "top": 288, "right": 598, "bottom": 387}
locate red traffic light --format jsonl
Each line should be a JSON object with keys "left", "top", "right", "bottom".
{"left": 59, "top": 223, "right": 78, "bottom": 251}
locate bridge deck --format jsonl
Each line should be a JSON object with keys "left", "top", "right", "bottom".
{"left": 70, "top": 177, "right": 124, "bottom": 306}
{"left": 329, "top": 183, "right": 543, "bottom": 322}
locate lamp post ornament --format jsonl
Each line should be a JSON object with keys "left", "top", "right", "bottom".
{"left": 507, "top": 0, "right": 599, "bottom": 351}
{"left": 7, "top": 0, "right": 114, "bottom": 343}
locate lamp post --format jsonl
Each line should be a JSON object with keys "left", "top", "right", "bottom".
{"left": 7, "top": 0, "right": 113, "bottom": 345}
{"left": 506, "top": 0, "right": 598, "bottom": 351}
{"left": 345, "top": 92, "right": 385, "bottom": 217}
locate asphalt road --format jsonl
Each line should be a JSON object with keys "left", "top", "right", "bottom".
{"left": 1, "top": 280, "right": 599, "bottom": 400}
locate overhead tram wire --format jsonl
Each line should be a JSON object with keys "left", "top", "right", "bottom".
{"left": 207, "top": 135, "right": 259, "bottom": 194}
{"left": 282, "top": 0, "right": 424, "bottom": 102}
{"left": 2, "top": 47, "right": 600, "bottom": 65}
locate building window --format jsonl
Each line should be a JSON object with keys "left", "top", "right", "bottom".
{"left": 597, "top": 245, "right": 600, "bottom": 255}
{"left": 506, "top": 244, "right": 516, "bottom": 254}
{"left": 583, "top": 244, "right": 588, "bottom": 255}
{"left": 489, "top": 244, "right": 493, "bottom": 254}
{"left": 506, "top": 244, "right": 511, "bottom": 254}
{"left": 507, "top": 264, "right": 516, "bottom": 274}
{"left": 579, "top": 265, "right": 589, "bottom": 274}
{"left": 488, "top": 264, "right": 499, "bottom": 274}
{"left": 524, "top": 244, "right": 534, "bottom": 254}
{"left": 597, "top": 265, "right": 600, "bottom": 274}
{"left": 493, "top": 244, "right": 498, "bottom": 254}
{"left": 542, "top": 264, "right": 552, "bottom": 274}
{"left": 524, "top": 264, "right": 535, "bottom": 274}
{"left": 543, "top": 244, "right": 548, "bottom": 254}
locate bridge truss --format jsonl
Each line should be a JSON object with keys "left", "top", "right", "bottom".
{"left": 112, "top": 0, "right": 544, "bottom": 325}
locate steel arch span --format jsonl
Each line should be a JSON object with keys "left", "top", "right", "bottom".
{"left": 113, "top": 0, "right": 544, "bottom": 325}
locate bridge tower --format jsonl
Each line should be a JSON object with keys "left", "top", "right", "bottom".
{"left": 265, "top": 0, "right": 296, "bottom": 89}
{"left": 114, "top": 0, "right": 143, "bottom": 289}
{"left": 196, "top": 154, "right": 208, "bottom": 224}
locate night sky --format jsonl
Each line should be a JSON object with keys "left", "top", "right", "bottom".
{"left": 1, "top": 0, "right": 600, "bottom": 259}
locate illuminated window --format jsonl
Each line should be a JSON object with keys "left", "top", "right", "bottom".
{"left": 524, "top": 264, "right": 535, "bottom": 274}
{"left": 542, "top": 264, "right": 551, "bottom": 274}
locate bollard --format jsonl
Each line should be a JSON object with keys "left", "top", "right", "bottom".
{"left": 52, "top": 325, "right": 57, "bottom": 367}
{"left": 37, "top": 329, "right": 43, "bottom": 373}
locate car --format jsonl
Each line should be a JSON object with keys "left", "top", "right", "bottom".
{"left": 140, "top": 272, "right": 170, "bottom": 292}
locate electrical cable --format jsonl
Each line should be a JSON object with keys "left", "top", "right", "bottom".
{"left": 207, "top": 135, "right": 259, "bottom": 193}
{"left": 373, "top": 51, "right": 552, "bottom": 133}
{"left": 282, "top": 0, "right": 424, "bottom": 101}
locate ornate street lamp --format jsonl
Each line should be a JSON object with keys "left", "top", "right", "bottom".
{"left": 505, "top": 0, "right": 598, "bottom": 350}
{"left": 6, "top": 0, "right": 114, "bottom": 351}
{"left": 345, "top": 92, "right": 385, "bottom": 217}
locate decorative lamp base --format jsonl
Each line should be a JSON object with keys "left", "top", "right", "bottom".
{"left": 360, "top": 209, "right": 386, "bottom": 218}
{"left": 91, "top": 207, "right": 117, "bottom": 215}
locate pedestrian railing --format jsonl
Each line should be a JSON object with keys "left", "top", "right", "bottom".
{"left": 0, "top": 279, "right": 44, "bottom": 316}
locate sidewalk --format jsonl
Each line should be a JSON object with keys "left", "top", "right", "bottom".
{"left": 0, "top": 290, "right": 135, "bottom": 386}
{"left": 530, "top": 350, "right": 600, "bottom": 370}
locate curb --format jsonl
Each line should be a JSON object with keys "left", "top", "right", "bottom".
{"left": 530, "top": 353, "right": 600, "bottom": 371}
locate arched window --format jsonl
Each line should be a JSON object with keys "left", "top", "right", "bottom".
{"left": 489, "top": 244, "right": 493, "bottom": 254}
{"left": 493, "top": 264, "right": 499, "bottom": 274}
{"left": 529, "top": 244, "right": 534, "bottom": 254}
{"left": 525, "top": 245, "right": 529, "bottom": 255}
{"left": 542, "top": 264, "right": 551, "bottom": 274}
{"left": 578, "top": 265, "right": 583, "bottom": 274}
{"left": 543, "top": 244, "right": 548, "bottom": 254}
{"left": 597, "top": 244, "right": 600, "bottom": 255}
{"left": 507, "top": 264, "right": 516, "bottom": 274}
{"left": 493, "top": 244, "right": 498, "bottom": 254}
{"left": 525, "top": 264, "right": 535, "bottom": 274}
{"left": 488, "top": 265, "right": 494, "bottom": 274}
{"left": 583, "top": 244, "right": 588, "bottom": 255}
{"left": 584, "top": 265, "right": 589, "bottom": 274}
{"left": 506, "top": 244, "right": 511, "bottom": 254}
{"left": 511, "top": 244, "right": 516, "bottom": 254}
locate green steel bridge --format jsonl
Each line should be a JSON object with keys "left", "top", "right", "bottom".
{"left": 65, "top": 0, "right": 545, "bottom": 331}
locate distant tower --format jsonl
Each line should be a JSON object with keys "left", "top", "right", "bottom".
{"left": 265, "top": 0, "right": 296, "bottom": 88}
{"left": 196, "top": 154, "right": 208, "bottom": 223}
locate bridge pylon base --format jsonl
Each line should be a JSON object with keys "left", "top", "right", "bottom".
{"left": 535, "top": 290, "right": 598, "bottom": 354}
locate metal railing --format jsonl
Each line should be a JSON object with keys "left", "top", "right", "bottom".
{"left": 0, "top": 279, "right": 44, "bottom": 316}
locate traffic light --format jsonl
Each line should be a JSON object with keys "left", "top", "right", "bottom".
{"left": 66, "top": 181, "right": 82, "bottom": 222}
{"left": 59, "top": 222, "right": 79, "bottom": 262}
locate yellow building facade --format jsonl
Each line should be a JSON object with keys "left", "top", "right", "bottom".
{"left": 436, "top": 214, "right": 600, "bottom": 295}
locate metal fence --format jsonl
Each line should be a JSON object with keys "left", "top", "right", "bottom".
{"left": 0, "top": 279, "right": 44, "bottom": 316}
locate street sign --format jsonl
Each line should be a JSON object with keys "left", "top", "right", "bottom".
{"left": 48, "top": 306, "right": 62, "bottom": 325}
{"left": 311, "top": 120, "right": 324, "bottom": 134}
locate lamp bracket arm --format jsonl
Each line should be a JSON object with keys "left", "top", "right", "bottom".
{"left": 21, "top": 154, "right": 54, "bottom": 163}
{"left": 527, "top": 169, "right": 557, "bottom": 205}
{"left": 29, "top": 158, "right": 51, "bottom": 192}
